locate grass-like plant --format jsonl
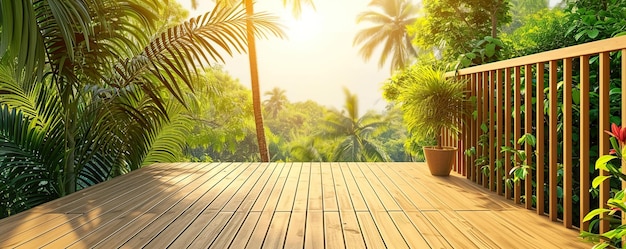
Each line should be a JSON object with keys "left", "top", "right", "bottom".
{"left": 398, "top": 66, "right": 468, "bottom": 149}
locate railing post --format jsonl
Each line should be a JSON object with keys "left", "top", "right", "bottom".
{"left": 514, "top": 66, "right": 522, "bottom": 203}
{"left": 579, "top": 55, "right": 590, "bottom": 231}
{"left": 471, "top": 73, "right": 478, "bottom": 183}
{"left": 496, "top": 69, "right": 504, "bottom": 195}
{"left": 524, "top": 64, "right": 534, "bottom": 210}
{"left": 476, "top": 73, "right": 483, "bottom": 185}
{"left": 536, "top": 62, "right": 546, "bottom": 216}
{"left": 562, "top": 58, "right": 573, "bottom": 228}
{"left": 620, "top": 51, "right": 626, "bottom": 242}
{"left": 504, "top": 68, "right": 512, "bottom": 200}
{"left": 599, "top": 52, "right": 610, "bottom": 233}
{"left": 549, "top": 60, "right": 558, "bottom": 222}
{"left": 482, "top": 72, "right": 489, "bottom": 188}
{"left": 489, "top": 71, "right": 496, "bottom": 191}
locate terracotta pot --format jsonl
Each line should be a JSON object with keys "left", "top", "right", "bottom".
{"left": 423, "top": 146, "right": 457, "bottom": 176}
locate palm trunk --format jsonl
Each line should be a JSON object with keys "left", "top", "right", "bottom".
{"left": 436, "top": 127, "right": 443, "bottom": 150}
{"left": 245, "top": 0, "right": 270, "bottom": 162}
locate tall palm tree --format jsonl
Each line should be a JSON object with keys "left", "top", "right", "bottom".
{"left": 354, "top": 0, "right": 419, "bottom": 72}
{"left": 202, "top": 0, "right": 315, "bottom": 162}
{"left": 323, "top": 88, "right": 390, "bottom": 162}
{"left": 263, "top": 87, "right": 288, "bottom": 117}
{"left": 0, "top": 1, "right": 281, "bottom": 217}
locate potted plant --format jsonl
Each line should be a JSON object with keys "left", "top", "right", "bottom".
{"left": 397, "top": 65, "right": 468, "bottom": 176}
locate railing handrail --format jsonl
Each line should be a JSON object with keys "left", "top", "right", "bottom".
{"left": 446, "top": 35, "right": 626, "bottom": 76}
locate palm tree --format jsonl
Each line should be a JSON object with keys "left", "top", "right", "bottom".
{"left": 354, "top": 0, "right": 419, "bottom": 72}
{"left": 201, "top": 0, "right": 315, "bottom": 162}
{"left": 0, "top": 1, "right": 281, "bottom": 217}
{"left": 263, "top": 87, "right": 288, "bottom": 117}
{"left": 322, "top": 88, "right": 390, "bottom": 162}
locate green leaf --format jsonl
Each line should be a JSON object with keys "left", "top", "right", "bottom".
{"left": 592, "top": 175, "right": 612, "bottom": 188}
{"left": 583, "top": 208, "right": 611, "bottom": 222}
{"left": 595, "top": 155, "right": 617, "bottom": 170}
{"left": 575, "top": 30, "right": 586, "bottom": 40}
{"left": 485, "top": 44, "right": 496, "bottom": 57}
{"left": 461, "top": 57, "right": 471, "bottom": 67}
{"left": 572, "top": 88, "right": 580, "bottom": 105}
{"left": 481, "top": 123, "right": 488, "bottom": 133}
{"left": 592, "top": 242, "right": 610, "bottom": 249}
{"left": 588, "top": 29, "right": 600, "bottom": 39}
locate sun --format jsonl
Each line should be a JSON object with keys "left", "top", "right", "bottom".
{"left": 283, "top": 8, "right": 321, "bottom": 42}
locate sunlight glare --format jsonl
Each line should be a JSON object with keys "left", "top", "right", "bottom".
{"left": 283, "top": 8, "right": 321, "bottom": 42}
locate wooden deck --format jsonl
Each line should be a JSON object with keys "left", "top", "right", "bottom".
{"left": 0, "top": 162, "right": 589, "bottom": 248}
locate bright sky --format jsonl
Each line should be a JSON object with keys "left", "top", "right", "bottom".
{"left": 177, "top": 0, "right": 392, "bottom": 113}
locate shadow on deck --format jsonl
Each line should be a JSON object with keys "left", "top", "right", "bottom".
{"left": 0, "top": 162, "right": 590, "bottom": 248}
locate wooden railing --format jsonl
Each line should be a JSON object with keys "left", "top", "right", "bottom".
{"left": 446, "top": 35, "right": 626, "bottom": 233}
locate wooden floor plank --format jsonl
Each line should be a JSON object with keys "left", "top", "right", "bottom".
{"left": 307, "top": 163, "right": 323, "bottom": 211}
{"left": 237, "top": 163, "right": 284, "bottom": 212}
{"left": 374, "top": 163, "right": 432, "bottom": 211}
{"left": 359, "top": 163, "right": 401, "bottom": 211}
{"left": 321, "top": 162, "right": 339, "bottom": 211}
{"left": 0, "top": 214, "right": 80, "bottom": 248}
{"left": 404, "top": 211, "right": 452, "bottom": 248}
{"left": 276, "top": 162, "right": 301, "bottom": 211}
{"left": 338, "top": 162, "right": 368, "bottom": 211}
{"left": 423, "top": 211, "right": 480, "bottom": 248}
{"left": 340, "top": 211, "right": 366, "bottom": 249}
{"left": 226, "top": 211, "right": 262, "bottom": 249}
{"left": 292, "top": 162, "right": 310, "bottom": 212}
{"left": 331, "top": 162, "right": 355, "bottom": 211}
{"left": 245, "top": 211, "right": 274, "bottom": 249}
{"left": 495, "top": 210, "right": 588, "bottom": 248}
{"left": 209, "top": 211, "right": 248, "bottom": 248}
{"left": 206, "top": 162, "right": 263, "bottom": 211}
{"left": 304, "top": 211, "right": 324, "bottom": 249}
{"left": 262, "top": 212, "right": 291, "bottom": 249}
{"left": 388, "top": 212, "right": 430, "bottom": 248}
{"left": 284, "top": 212, "right": 306, "bottom": 248}
{"left": 325, "top": 212, "right": 345, "bottom": 248}
{"left": 187, "top": 212, "right": 234, "bottom": 248}
{"left": 219, "top": 162, "right": 269, "bottom": 212}
{"left": 355, "top": 212, "right": 386, "bottom": 249}
{"left": 347, "top": 163, "right": 385, "bottom": 211}
{"left": 168, "top": 211, "right": 220, "bottom": 248}
{"left": 459, "top": 210, "right": 535, "bottom": 248}
{"left": 384, "top": 164, "right": 435, "bottom": 211}
{"left": 371, "top": 211, "right": 409, "bottom": 249}
{"left": 251, "top": 163, "right": 291, "bottom": 212}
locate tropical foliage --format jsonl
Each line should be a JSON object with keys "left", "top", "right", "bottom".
{"left": 409, "top": 0, "right": 511, "bottom": 63}
{"left": 354, "top": 0, "right": 419, "bottom": 72}
{"left": 0, "top": 0, "right": 282, "bottom": 218}
{"left": 264, "top": 87, "right": 288, "bottom": 117}
{"left": 581, "top": 124, "right": 626, "bottom": 248}
{"left": 385, "top": 65, "right": 467, "bottom": 149}
{"left": 322, "top": 89, "right": 391, "bottom": 162}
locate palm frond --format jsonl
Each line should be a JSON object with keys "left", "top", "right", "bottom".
{"left": 0, "top": 105, "right": 62, "bottom": 218}
{"left": 108, "top": 3, "right": 284, "bottom": 109}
